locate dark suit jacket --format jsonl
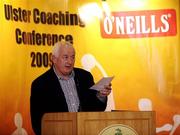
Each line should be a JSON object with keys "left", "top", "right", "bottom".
{"left": 30, "top": 67, "right": 107, "bottom": 135}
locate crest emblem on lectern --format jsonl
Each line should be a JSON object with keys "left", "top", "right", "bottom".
{"left": 98, "top": 124, "right": 139, "bottom": 135}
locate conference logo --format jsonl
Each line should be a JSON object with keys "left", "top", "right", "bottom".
{"left": 98, "top": 124, "right": 139, "bottom": 135}
{"left": 100, "top": 9, "right": 177, "bottom": 38}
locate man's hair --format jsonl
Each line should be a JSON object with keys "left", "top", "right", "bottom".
{"left": 52, "top": 41, "right": 74, "bottom": 57}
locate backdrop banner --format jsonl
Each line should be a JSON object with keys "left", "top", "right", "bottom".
{"left": 0, "top": 0, "right": 179, "bottom": 134}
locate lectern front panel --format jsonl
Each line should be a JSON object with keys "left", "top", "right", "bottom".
{"left": 77, "top": 111, "right": 155, "bottom": 135}
{"left": 42, "top": 111, "right": 155, "bottom": 135}
{"left": 42, "top": 112, "right": 77, "bottom": 135}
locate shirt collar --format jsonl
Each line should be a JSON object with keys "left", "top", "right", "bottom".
{"left": 53, "top": 66, "right": 75, "bottom": 80}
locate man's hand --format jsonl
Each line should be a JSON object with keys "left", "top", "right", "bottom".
{"left": 98, "top": 83, "right": 112, "bottom": 97}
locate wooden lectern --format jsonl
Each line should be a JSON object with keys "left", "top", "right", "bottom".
{"left": 42, "top": 111, "right": 156, "bottom": 135}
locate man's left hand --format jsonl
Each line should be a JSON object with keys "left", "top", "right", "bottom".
{"left": 98, "top": 83, "right": 112, "bottom": 97}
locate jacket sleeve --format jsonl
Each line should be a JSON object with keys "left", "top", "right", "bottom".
{"left": 75, "top": 69, "right": 107, "bottom": 111}
{"left": 30, "top": 80, "right": 44, "bottom": 135}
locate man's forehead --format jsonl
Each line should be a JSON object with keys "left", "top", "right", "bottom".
{"left": 60, "top": 44, "right": 74, "bottom": 51}
{"left": 60, "top": 47, "right": 75, "bottom": 55}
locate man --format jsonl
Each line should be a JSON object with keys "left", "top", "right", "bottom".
{"left": 30, "top": 41, "right": 112, "bottom": 135}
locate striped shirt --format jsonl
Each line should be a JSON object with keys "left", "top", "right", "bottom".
{"left": 53, "top": 67, "right": 80, "bottom": 112}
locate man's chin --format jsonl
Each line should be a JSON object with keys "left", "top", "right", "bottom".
{"left": 65, "top": 69, "right": 73, "bottom": 75}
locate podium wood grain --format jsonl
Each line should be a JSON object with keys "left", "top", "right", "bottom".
{"left": 42, "top": 111, "right": 156, "bottom": 135}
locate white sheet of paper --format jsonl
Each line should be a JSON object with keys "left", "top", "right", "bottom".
{"left": 90, "top": 76, "right": 114, "bottom": 91}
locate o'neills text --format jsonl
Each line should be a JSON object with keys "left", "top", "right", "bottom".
{"left": 100, "top": 9, "right": 176, "bottom": 38}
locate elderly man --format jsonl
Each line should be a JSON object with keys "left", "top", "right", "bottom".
{"left": 30, "top": 41, "right": 112, "bottom": 135}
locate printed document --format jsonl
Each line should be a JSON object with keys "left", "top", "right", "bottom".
{"left": 90, "top": 76, "right": 114, "bottom": 91}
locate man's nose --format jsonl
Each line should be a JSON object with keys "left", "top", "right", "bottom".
{"left": 67, "top": 58, "right": 73, "bottom": 64}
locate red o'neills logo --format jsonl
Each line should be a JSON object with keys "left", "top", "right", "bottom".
{"left": 100, "top": 9, "right": 177, "bottom": 38}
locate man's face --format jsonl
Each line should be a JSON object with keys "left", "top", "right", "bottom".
{"left": 53, "top": 45, "right": 75, "bottom": 77}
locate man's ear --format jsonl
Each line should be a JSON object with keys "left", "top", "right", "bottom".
{"left": 51, "top": 55, "right": 56, "bottom": 64}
